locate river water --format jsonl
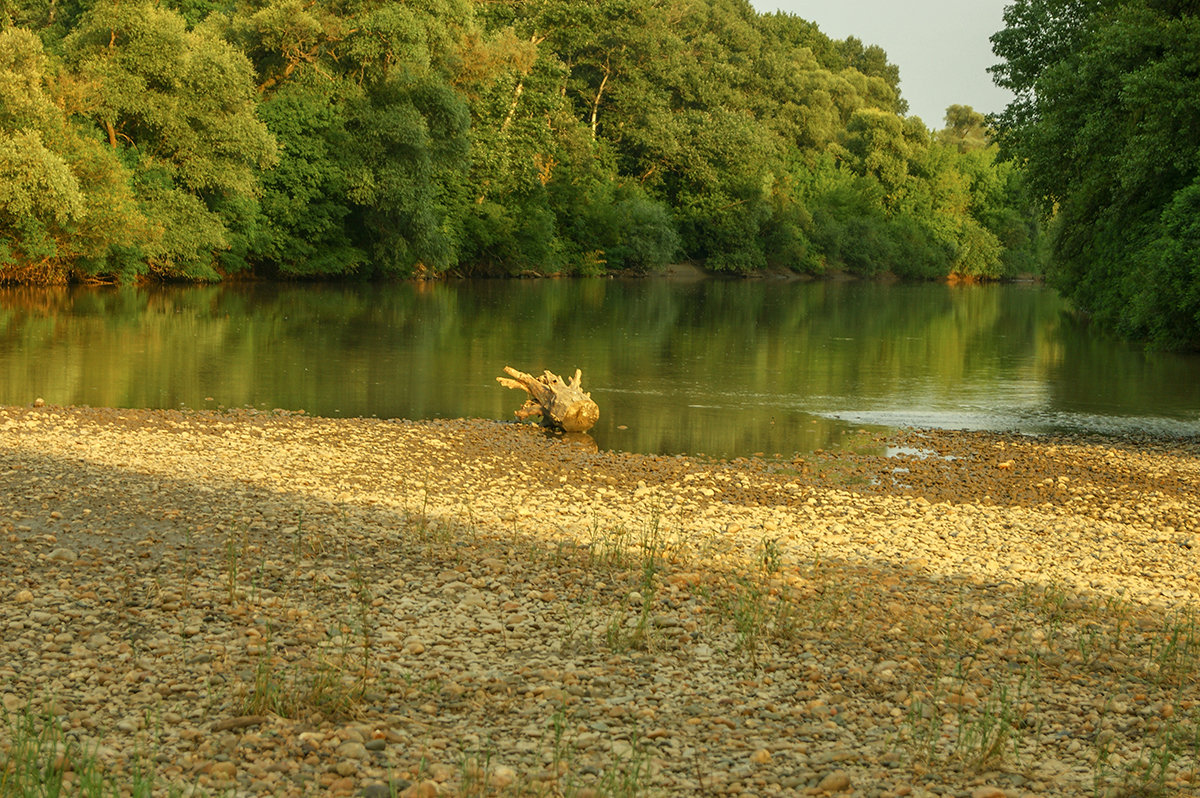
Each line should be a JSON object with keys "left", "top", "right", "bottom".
{"left": 1, "top": 279, "right": 1197, "bottom": 458}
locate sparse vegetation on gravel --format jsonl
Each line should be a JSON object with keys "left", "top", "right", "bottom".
{"left": 1, "top": 406, "right": 1198, "bottom": 797}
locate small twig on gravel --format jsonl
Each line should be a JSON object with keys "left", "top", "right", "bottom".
{"left": 209, "top": 715, "right": 268, "bottom": 732}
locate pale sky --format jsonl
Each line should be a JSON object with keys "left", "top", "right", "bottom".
{"left": 749, "top": 0, "right": 1016, "bottom": 129}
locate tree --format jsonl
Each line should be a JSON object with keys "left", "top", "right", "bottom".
{"left": 842, "top": 107, "right": 912, "bottom": 206}
{"left": 991, "top": 0, "right": 1200, "bottom": 347}
{"left": 0, "top": 26, "right": 145, "bottom": 282}
{"left": 0, "top": 28, "right": 81, "bottom": 279}
{"left": 835, "top": 35, "right": 906, "bottom": 115}
{"left": 228, "top": 0, "right": 475, "bottom": 277}
{"left": 1, "top": 0, "right": 1043, "bottom": 282}
{"left": 344, "top": 76, "right": 472, "bottom": 275}
{"left": 939, "top": 104, "right": 989, "bottom": 152}
{"left": 240, "top": 83, "right": 364, "bottom": 276}
{"left": 63, "top": 0, "right": 276, "bottom": 279}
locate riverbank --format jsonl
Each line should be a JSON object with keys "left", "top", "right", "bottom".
{"left": 1, "top": 405, "right": 1198, "bottom": 797}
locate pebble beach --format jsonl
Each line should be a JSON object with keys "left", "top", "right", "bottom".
{"left": 2, "top": 404, "right": 1199, "bottom": 797}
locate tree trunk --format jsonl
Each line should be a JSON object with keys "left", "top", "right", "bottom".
{"left": 497, "top": 367, "right": 599, "bottom": 433}
{"left": 590, "top": 66, "right": 610, "bottom": 140}
{"left": 499, "top": 78, "right": 524, "bottom": 134}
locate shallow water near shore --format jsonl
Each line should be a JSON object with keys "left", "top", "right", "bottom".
{"left": 0, "top": 278, "right": 1197, "bottom": 458}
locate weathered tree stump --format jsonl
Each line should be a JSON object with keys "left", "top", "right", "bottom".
{"left": 496, "top": 366, "right": 599, "bottom": 433}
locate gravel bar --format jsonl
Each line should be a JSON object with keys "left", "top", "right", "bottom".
{"left": 1, "top": 405, "right": 1198, "bottom": 798}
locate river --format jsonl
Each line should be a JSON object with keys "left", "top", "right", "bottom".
{"left": 1, "top": 278, "right": 1197, "bottom": 458}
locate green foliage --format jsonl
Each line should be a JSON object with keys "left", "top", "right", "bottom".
{"left": 0, "top": 26, "right": 147, "bottom": 282}
{"left": 807, "top": 173, "right": 896, "bottom": 276}
{"left": 250, "top": 85, "right": 364, "bottom": 276}
{"left": 939, "top": 104, "right": 990, "bottom": 152}
{"left": 64, "top": 2, "right": 275, "bottom": 196}
{"left": 343, "top": 76, "right": 472, "bottom": 276}
{"left": 56, "top": 0, "right": 276, "bottom": 279}
{"left": 992, "top": 0, "right": 1200, "bottom": 348}
{"left": 0, "top": 0, "right": 1042, "bottom": 282}
{"left": 843, "top": 108, "right": 913, "bottom": 206}
{"left": 463, "top": 195, "right": 562, "bottom": 275}
{"left": 0, "top": 31, "right": 85, "bottom": 273}
{"left": 1125, "top": 177, "right": 1200, "bottom": 348}
{"left": 550, "top": 177, "right": 679, "bottom": 273}
{"left": 0, "top": 129, "right": 81, "bottom": 235}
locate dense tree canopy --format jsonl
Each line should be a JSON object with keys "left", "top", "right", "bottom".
{"left": 1, "top": 0, "right": 1042, "bottom": 284}
{"left": 991, "top": 0, "right": 1200, "bottom": 349}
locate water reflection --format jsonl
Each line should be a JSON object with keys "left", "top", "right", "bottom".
{"left": 0, "top": 279, "right": 1196, "bottom": 459}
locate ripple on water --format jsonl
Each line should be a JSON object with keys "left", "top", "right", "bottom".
{"left": 829, "top": 408, "right": 1200, "bottom": 439}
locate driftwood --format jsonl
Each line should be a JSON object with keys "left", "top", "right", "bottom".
{"left": 497, "top": 366, "right": 599, "bottom": 433}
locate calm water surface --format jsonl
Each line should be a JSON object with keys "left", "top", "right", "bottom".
{"left": 1, "top": 279, "right": 1197, "bottom": 458}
